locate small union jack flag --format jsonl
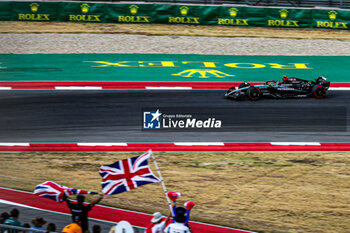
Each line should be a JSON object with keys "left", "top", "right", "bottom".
{"left": 99, "top": 151, "right": 160, "bottom": 195}
{"left": 34, "top": 181, "right": 98, "bottom": 202}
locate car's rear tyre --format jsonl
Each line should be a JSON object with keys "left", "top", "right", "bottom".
{"left": 312, "top": 84, "right": 326, "bottom": 99}
{"left": 238, "top": 82, "right": 251, "bottom": 89}
{"left": 246, "top": 87, "right": 262, "bottom": 100}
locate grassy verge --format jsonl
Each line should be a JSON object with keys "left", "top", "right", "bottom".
{"left": 0, "top": 152, "right": 350, "bottom": 233}
{"left": 1, "top": 21, "right": 350, "bottom": 40}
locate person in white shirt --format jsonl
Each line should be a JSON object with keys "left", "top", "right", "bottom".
{"left": 146, "top": 211, "right": 171, "bottom": 233}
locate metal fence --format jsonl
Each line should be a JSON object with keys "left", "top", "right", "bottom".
{"left": 0, "top": 224, "right": 49, "bottom": 233}
{"left": 5, "top": 0, "right": 350, "bottom": 9}
{"left": 132, "top": 226, "right": 145, "bottom": 233}
{"left": 0, "top": 224, "right": 145, "bottom": 233}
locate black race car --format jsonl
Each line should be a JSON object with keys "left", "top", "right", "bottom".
{"left": 225, "top": 76, "right": 330, "bottom": 100}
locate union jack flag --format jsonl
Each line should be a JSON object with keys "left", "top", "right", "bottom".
{"left": 34, "top": 181, "right": 98, "bottom": 202}
{"left": 99, "top": 151, "right": 160, "bottom": 195}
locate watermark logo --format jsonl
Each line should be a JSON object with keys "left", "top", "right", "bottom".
{"left": 142, "top": 108, "right": 222, "bottom": 130}
{"left": 143, "top": 109, "right": 162, "bottom": 129}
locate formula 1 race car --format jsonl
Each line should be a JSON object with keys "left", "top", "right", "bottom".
{"left": 225, "top": 76, "right": 330, "bottom": 100}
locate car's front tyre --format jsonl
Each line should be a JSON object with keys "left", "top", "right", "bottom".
{"left": 246, "top": 87, "right": 262, "bottom": 100}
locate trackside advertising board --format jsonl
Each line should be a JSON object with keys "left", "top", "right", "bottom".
{"left": 1, "top": 1, "right": 350, "bottom": 30}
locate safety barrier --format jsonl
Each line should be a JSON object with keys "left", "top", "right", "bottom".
{"left": 1, "top": 1, "right": 350, "bottom": 30}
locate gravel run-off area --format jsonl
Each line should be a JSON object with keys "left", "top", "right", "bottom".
{"left": 1, "top": 33, "right": 350, "bottom": 55}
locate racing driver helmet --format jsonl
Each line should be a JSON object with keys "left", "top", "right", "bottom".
{"left": 282, "top": 75, "right": 288, "bottom": 82}
{"left": 316, "top": 76, "right": 327, "bottom": 83}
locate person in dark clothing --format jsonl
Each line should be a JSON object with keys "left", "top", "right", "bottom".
{"left": 46, "top": 223, "right": 56, "bottom": 232}
{"left": 22, "top": 223, "right": 31, "bottom": 233}
{"left": 65, "top": 194, "right": 104, "bottom": 233}
{"left": 0, "top": 212, "right": 10, "bottom": 224}
{"left": 4, "top": 209, "right": 21, "bottom": 227}
{"left": 92, "top": 225, "right": 101, "bottom": 233}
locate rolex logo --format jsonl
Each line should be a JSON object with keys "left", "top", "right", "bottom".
{"left": 229, "top": 8, "right": 238, "bottom": 17}
{"left": 30, "top": 3, "right": 39, "bottom": 13}
{"left": 180, "top": 6, "right": 189, "bottom": 16}
{"left": 279, "top": 9, "right": 288, "bottom": 19}
{"left": 328, "top": 10, "right": 337, "bottom": 20}
{"left": 80, "top": 4, "right": 90, "bottom": 14}
{"left": 130, "top": 5, "right": 139, "bottom": 15}
{"left": 172, "top": 69, "right": 235, "bottom": 79}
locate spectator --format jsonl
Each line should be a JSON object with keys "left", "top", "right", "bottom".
{"left": 22, "top": 224, "right": 30, "bottom": 228}
{"left": 0, "top": 212, "right": 10, "bottom": 224}
{"left": 164, "top": 207, "right": 191, "bottom": 233}
{"left": 65, "top": 194, "right": 104, "bottom": 233}
{"left": 62, "top": 221, "right": 82, "bottom": 233}
{"left": 22, "top": 223, "right": 30, "bottom": 233}
{"left": 91, "top": 225, "right": 101, "bottom": 233}
{"left": 4, "top": 208, "right": 21, "bottom": 227}
{"left": 146, "top": 211, "right": 171, "bottom": 233}
{"left": 108, "top": 226, "right": 115, "bottom": 233}
{"left": 46, "top": 223, "right": 57, "bottom": 233}
{"left": 29, "top": 216, "right": 46, "bottom": 233}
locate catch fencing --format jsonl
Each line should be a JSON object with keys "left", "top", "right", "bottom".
{"left": 4, "top": 0, "right": 350, "bottom": 9}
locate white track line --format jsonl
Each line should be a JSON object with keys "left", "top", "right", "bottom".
{"left": 145, "top": 86, "right": 192, "bottom": 90}
{"left": 0, "top": 87, "right": 348, "bottom": 91}
{"left": 174, "top": 142, "right": 225, "bottom": 146}
{"left": 55, "top": 86, "right": 102, "bottom": 90}
{"left": 270, "top": 142, "right": 321, "bottom": 146}
{"left": 0, "top": 143, "right": 30, "bottom": 146}
{"left": 329, "top": 87, "right": 350, "bottom": 91}
{"left": 77, "top": 143, "right": 128, "bottom": 146}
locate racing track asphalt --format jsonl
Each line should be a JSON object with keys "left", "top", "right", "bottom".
{"left": 0, "top": 90, "right": 348, "bottom": 142}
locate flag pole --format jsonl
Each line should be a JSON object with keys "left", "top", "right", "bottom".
{"left": 150, "top": 150, "right": 173, "bottom": 216}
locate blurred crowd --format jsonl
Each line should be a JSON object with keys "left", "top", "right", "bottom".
{"left": 1, "top": 191, "right": 193, "bottom": 233}
{"left": 0, "top": 208, "right": 102, "bottom": 233}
